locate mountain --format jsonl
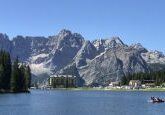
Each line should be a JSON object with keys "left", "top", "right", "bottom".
{"left": 141, "top": 50, "right": 165, "bottom": 64}
{"left": 60, "top": 37, "right": 149, "bottom": 86}
{"left": 141, "top": 50, "right": 165, "bottom": 71}
{"left": 0, "top": 29, "right": 163, "bottom": 86}
{"left": 131, "top": 43, "right": 165, "bottom": 71}
{"left": 0, "top": 33, "right": 12, "bottom": 53}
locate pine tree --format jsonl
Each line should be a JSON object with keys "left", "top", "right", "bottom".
{"left": 0, "top": 51, "right": 11, "bottom": 90}
{"left": 26, "top": 65, "right": 31, "bottom": 88}
{"left": 18, "top": 65, "right": 25, "bottom": 91}
{"left": 10, "top": 58, "right": 20, "bottom": 92}
{"left": 121, "top": 75, "right": 127, "bottom": 85}
{"left": 3, "top": 52, "right": 11, "bottom": 90}
{"left": 0, "top": 51, "right": 31, "bottom": 93}
{"left": 0, "top": 64, "right": 4, "bottom": 89}
{"left": 0, "top": 51, "right": 5, "bottom": 89}
{"left": 24, "top": 65, "right": 31, "bottom": 90}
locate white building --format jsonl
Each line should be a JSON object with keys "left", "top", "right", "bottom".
{"left": 129, "top": 80, "right": 141, "bottom": 89}
{"left": 109, "top": 81, "right": 120, "bottom": 87}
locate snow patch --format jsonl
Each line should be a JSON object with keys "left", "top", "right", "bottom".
{"left": 30, "top": 63, "right": 51, "bottom": 75}
{"left": 91, "top": 51, "right": 106, "bottom": 61}
{"left": 30, "top": 53, "right": 49, "bottom": 62}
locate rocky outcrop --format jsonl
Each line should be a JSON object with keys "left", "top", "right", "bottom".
{"left": 74, "top": 39, "right": 149, "bottom": 85}
{"left": 74, "top": 40, "right": 97, "bottom": 67}
{"left": 0, "top": 33, "right": 12, "bottom": 53}
{"left": 130, "top": 43, "right": 148, "bottom": 53}
{"left": 141, "top": 50, "right": 165, "bottom": 64}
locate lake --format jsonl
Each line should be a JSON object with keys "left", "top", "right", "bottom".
{"left": 0, "top": 90, "right": 165, "bottom": 115}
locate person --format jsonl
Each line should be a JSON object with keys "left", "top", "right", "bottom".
{"left": 151, "top": 97, "right": 156, "bottom": 101}
{"left": 157, "top": 97, "right": 164, "bottom": 102}
{"left": 151, "top": 97, "right": 158, "bottom": 101}
{"left": 155, "top": 97, "right": 158, "bottom": 101}
{"left": 150, "top": 96, "right": 164, "bottom": 103}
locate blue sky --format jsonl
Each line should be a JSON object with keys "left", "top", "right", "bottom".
{"left": 0, "top": 0, "right": 165, "bottom": 52}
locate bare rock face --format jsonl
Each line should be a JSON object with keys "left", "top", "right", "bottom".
{"left": 48, "top": 30, "right": 84, "bottom": 72}
{"left": 12, "top": 36, "right": 49, "bottom": 62}
{"left": 59, "top": 37, "right": 149, "bottom": 86}
{"left": 0, "top": 30, "right": 152, "bottom": 86}
{"left": 0, "top": 30, "right": 84, "bottom": 76}
{"left": 141, "top": 50, "right": 165, "bottom": 64}
{"left": 74, "top": 40, "right": 97, "bottom": 67}
{"left": 78, "top": 42, "right": 149, "bottom": 85}
{"left": 130, "top": 43, "right": 148, "bottom": 53}
{"left": 0, "top": 33, "right": 12, "bottom": 53}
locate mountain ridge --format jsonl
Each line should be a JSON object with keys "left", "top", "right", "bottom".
{"left": 0, "top": 29, "right": 164, "bottom": 86}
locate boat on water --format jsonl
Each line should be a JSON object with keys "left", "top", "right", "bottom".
{"left": 150, "top": 97, "right": 164, "bottom": 103}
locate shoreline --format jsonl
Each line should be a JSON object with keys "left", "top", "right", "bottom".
{"left": 39, "top": 87, "right": 165, "bottom": 92}
{"left": 1, "top": 88, "right": 165, "bottom": 93}
{"left": 0, "top": 89, "right": 30, "bottom": 94}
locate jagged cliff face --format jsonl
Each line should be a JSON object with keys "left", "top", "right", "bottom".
{"left": 0, "top": 33, "right": 12, "bottom": 53}
{"left": 0, "top": 29, "right": 156, "bottom": 86}
{"left": 60, "top": 37, "right": 149, "bottom": 85}
{"left": 141, "top": 50, "right": 165, "bottom": 64}
{"left": 78, "top": 46, "right": 149, "bottom": 85}
{"left": 0, "top": 30, "right": 85, "bottom": 75}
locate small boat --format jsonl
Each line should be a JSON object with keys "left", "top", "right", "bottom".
{"left": 150, "top": 97, "right": 164, "bottom": 103}
{"left": 152, "top": 100, "right": 164, "bottom": 103}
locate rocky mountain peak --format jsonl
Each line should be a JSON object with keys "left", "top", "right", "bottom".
{"left": 110, "top": 37, "right": 125, "bottom": 46}
{"left": 141, "top": 50, "right": 165, "bottom": 64}
{"left": 56, "top": 29, "right": 84, "bottom": 50}
{"left": 0, "top": 33, "right": 9, "bottom": 40}
{"left": 92, "top": 37, "right": 126, "bottom": 54}
{"left": 152, "top": 50, "right": 165, "bottom": 57}
{"left": 12, "top": 35, "right": 25, "bottom": 43}
{"left": 58, "top": 29, "right": 84, "bottom": 40}
{"left": 0, "top": 33, "right": 11, "bottom": 53}
{"left": 131, "top": 43, "right": 143, "bottom": 49}
{"left": 130, "top": 43, "right": 148, "bottom": 53}
{"left": 58, "top": 29, "right": 72, "bottom": 38}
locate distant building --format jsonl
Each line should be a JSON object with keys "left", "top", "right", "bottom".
{"left": 48, "top": 75, "right": 77, "bottom": 88}
{"left": 129, "top": 80, "right": 141, "bottom": 89}
{"left": 142, "top": 80, "right": 155, "bottom": 88}
{"left": 109, "top": 81, "right": 120, "bottom": 87}
{"left": 144, "top": 83, "right": 155, "bottom": 88}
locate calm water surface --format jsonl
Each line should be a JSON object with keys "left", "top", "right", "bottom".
{"left": 0, "top": 90, "right": 165, "bottom": 115}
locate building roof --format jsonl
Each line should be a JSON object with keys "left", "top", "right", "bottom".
{"left": 143, "top": 80, "right": 155, "bottom": 82}
{"left": 129, "top": 80, "right": 141, "bottom": 83}
{"left": 110, "top": 81, "right": 120, "bottom": 84}
{"left": 145, "top": 83, "right": 155, "bottom": 86}
{"left": 50, "top": 75, "right": 76, "bottom": 78}
{"left": 143, "top": 80, "right": 155, "bottom": 83}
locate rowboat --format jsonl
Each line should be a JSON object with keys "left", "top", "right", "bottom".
{"left": 150, "top": 97, "right": 164, "bottom": 103}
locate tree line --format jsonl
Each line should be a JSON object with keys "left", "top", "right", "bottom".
{"left": 0, "top": 51, "right": 31, "bottom": 93}
{"left": 121, "top": 71, "right": 165, "bottom": 86}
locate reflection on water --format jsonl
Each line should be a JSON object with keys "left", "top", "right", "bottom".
{"left": 0, "top": 90, "right": 165, "bottom": 115}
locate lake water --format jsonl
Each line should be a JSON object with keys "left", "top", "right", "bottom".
{"left": 0, "top": 90, "right": 165, "bottom": 115}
